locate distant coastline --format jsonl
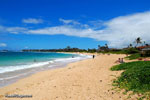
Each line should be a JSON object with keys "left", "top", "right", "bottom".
{"left": 22, "top": 48, "right": 87, "bottom": 52}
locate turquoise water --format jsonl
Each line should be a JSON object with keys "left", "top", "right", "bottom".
{"left": 0, "top": 52, "right": 90, "bottom": 87}
{"left": 0, "top": 52, "right": 80, "bottom": 74}
{"left": 0, "top": 52, "right": 75, "bottom": 67}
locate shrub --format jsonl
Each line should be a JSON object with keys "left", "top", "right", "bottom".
{"left": 124, "top": 48, "right": 139, "bottom": 54}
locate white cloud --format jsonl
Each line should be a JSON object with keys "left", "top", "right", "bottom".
{"left": 28, "top": 25, "right": 100, "bottom": 39}
{"left": 28, "top": 11, "right": 150, "bottom": 48}
{"left": 0, "top": 26, "right": 28, "bottom": 34}
{"left": 1, "top": 11, "right": 150, "bottom": 48}
{"left": 88, "top": 20, "right": 104, "bottom": 29}
{"left": 6, "top": 27, "right": 28, "bottom": 34}
{"left": 59, "top": 18, "right": 80, "bottom": 25}
{"left": 0, "top": 43, "right": 7, "bottom": 47}
{"left": 22, "top": 18, "right": 44, "bottom": 24}
{"left": 99, "top": 11, "right": 150, "bottom": 48}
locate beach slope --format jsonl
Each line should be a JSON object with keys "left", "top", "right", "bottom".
{"left": 0, "top": 54, "right": 128, "bottom": 100}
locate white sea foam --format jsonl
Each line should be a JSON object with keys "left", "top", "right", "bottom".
{"left": 0, "top": 54, "right": 91, "bottom": 74}
{"left": 53, "top": 54, "right": 91, "bottom": 63}
{"left": 0, "top": 61, "right": 53, "bottom": 74}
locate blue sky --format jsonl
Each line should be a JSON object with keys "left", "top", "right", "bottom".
{"left": 0, "top": 0, "right": 150, "bottom": 50}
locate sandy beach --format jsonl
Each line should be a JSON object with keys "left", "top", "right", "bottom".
{"left": 0, "top": 54, "right": 136, "bottom": 100}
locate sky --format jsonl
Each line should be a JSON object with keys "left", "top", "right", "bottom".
{"left": 0, "top": 0, "right": 150, "bottom": 50}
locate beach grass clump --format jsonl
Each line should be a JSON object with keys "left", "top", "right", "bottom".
{"left": 111, "top": 61, "right": 150, "bottom": 99}
{"left": 125, "top": 53, "right": 141, "bottom": 60}
{"left": 111, "top": 61, "right": 150, "bottom": 71}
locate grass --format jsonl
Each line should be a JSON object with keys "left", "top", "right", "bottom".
{"left": 111, "top": 61, "right": 150, "bottom": 71}
{"left": 125, "top": 53, "right": 150, "bottom": 60}
{"left": 125, "top": 53, "right": 141, "bottom": 60}
{"left": 111, "top": 61, "right": 150, "bottom": 99}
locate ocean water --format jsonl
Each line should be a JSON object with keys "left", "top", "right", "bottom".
{"left": 0, "top": 52, "right": 91, "bottom": 87}
{"left": 0, "top": 52, "right": 80, "bottom": 73}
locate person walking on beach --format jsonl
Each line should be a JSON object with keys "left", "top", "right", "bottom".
{"left": 93, "top": 55, "right": 95, "bottom": 59}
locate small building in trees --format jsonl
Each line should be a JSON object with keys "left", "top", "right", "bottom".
{"left": 137, "top": 46, "right": 150, "bottom": 57}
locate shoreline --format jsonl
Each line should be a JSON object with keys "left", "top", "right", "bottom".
{"left": 0, "top": 54, "right": 133, "bottom": 100}
{"left": 0, "top": 52, "right": 92, "bottom": 88}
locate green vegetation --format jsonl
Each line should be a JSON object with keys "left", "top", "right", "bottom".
{"left": 111, "top": 61, "right": 150, "bottom": 70}
{"left": 125, "top": 52, "right": 150, "bottom": 60}
{"left": 98, "top": 37, "right": 150, "bottom": 60}
{"left": 97, "top": 48, "right": 140, "bottom": 55}
{"left": 125, "top": 53, "right": 141, "bottom": 60}
{"left": 124, "top": 48, "right": 139, "bottom": 54}
{"left": 22, "top": 46, "right": 87, "bottom": 52}
{"left": 111, "top": 61, "right": 150, "bottom": 99}
{"left": 98, "top": 50, "right": 124, "bottom": 54}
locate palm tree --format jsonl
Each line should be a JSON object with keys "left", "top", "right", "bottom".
{"left": 143, "top": 41, "right": 146, "bottom": 46}
{"left": 135, "top": 37, "right": 142, "bottom": 47}
{"left": 98, "top": 45, "right": 101, "bottom": 49}
{"left": 105, "top": 44, "right": 108, "bottom": 48}
{"left": 97, "top": 45, "right": 101, "bottom": 52}
{"left": 129, "top": 44, "right": 133, "bottom": 48}
{"left": 66, "top": 46, "right": 71, "bottom": 49}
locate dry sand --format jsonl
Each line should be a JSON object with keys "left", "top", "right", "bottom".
{"left": 0, "top": 54, "right": 137, "bottom": 100}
